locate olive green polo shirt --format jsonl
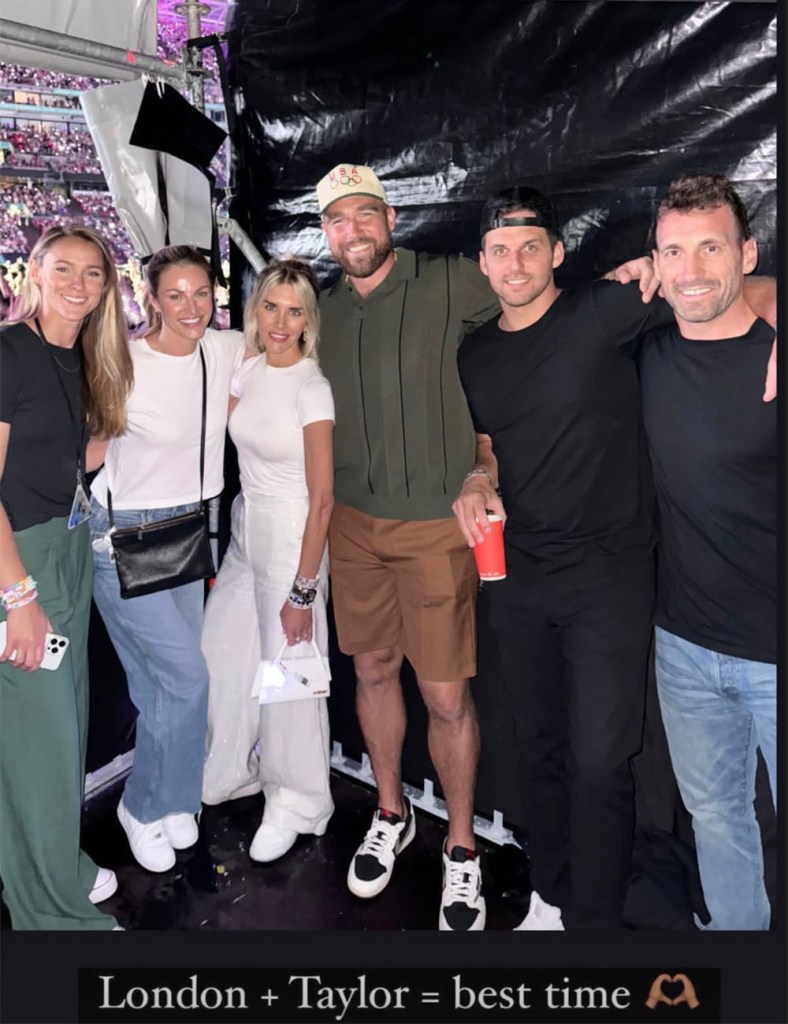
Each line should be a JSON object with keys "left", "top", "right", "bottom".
{"left": 319, "top": 248, "right": 499, "bottom": 521}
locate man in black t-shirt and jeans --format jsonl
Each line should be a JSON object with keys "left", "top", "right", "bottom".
{"left": 453, "top": 186, "right": 674, "bottom": 930}
{"left": 640, "top": 175, "right": 776, "bottom": 930}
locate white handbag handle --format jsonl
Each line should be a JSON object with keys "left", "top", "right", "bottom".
{"left": 274, "top": 638, "right": 323, "bottom": 662}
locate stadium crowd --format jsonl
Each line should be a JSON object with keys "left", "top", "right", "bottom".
{"left": 1, "top": 181, "right": 134, "bottom": 262}
{"left": 1, "top": 4, "right": 230, "bottom": 328}
{"left": 0, "top": 65, "right": 98, "bottom": 91}
{"left": 0, "top": 124, "right": 102, "bottom": 174}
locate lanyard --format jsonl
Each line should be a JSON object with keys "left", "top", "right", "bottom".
{"left": 34, "top": 317, "right": 86, "bottom": 485}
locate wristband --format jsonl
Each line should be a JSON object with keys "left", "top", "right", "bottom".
{"left": 1, "top": 575, "right": 38, "bottom": 611}
{"left": 2, "top": 588, "right": 39, "bottom": 611}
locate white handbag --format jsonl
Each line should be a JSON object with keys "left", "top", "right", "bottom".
{"left": 251, "top": 639, "right": 331, "bottom": 704}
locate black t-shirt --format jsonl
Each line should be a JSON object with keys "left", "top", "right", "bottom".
{"left": 458, "top": 281, "right": 672, "bottom": 581}
{"left": 0, "top": 321, "right": 87, "bottom": 531}
{"left": 639, "top": 318, "right": 776, "bottom": 663}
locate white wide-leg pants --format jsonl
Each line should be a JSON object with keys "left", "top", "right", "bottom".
{"left": 201, "top": 492, "right": 333, "bottom": 833}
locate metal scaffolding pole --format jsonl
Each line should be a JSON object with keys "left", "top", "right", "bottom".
{"left": 175, "top": 0, "right": 208, "bottom": 113}
{"left": 0, "top": 18, "right": 185, "bottom": 85}
{"left": 217, "top": 215, "right": 267, "bottom": 274}
{"left": 172, "top": 1, "right": 221, "bottom": 556}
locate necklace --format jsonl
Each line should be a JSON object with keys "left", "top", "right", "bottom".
{"left": 35, "top": 325, "right": 81, "bottom": 372}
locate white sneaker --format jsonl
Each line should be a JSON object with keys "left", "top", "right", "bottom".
{"left": 249, "top": 821, "right": 298, "bottom": 863}
{"left": 514, "top": 890, "right": 565, "bottom": 931}
{"left": 347, "top": 798, "right": 416, "bottom": 898}
{"left": 439, "top": 843, "right": 486, "bottom": 931}
{"left": 116, "top": 799, "right": 176, "bottom": 873}
{"left": 162, "top": 812, "right": 199, "bottom": 850}
{"left": 89, "top": 866, "right": 118, "bottom": 904}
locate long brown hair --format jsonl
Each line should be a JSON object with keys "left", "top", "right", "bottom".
{"left": 10, "top": 223, "right": 132, "bottom": 438}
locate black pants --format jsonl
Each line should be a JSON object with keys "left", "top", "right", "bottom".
{"left": 485, "top": 554, "right": 655, "bottom": 928}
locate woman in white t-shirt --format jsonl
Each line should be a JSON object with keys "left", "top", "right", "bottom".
{"left": 201, "top": 259, "right": 335, "bottom": 862}
{"left": 89, "top": 246, "right": 244, "bottom": 874}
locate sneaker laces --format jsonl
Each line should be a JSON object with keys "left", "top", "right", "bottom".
{"left": 358, "top": 817, "right": 401, "bottom": 858}
{"left": 444, "top": 856, "right": 480, "bottom": 904}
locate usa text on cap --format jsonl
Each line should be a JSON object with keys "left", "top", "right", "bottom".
{"left": 317, "top": 164, "right": 388, "bottom": 214}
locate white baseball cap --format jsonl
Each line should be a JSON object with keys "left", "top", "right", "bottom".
{"left": 316, "top": 163, "right": 388, "bottom": 214}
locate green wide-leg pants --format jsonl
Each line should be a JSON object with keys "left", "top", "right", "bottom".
{"left": 0, "top": 517, "right": 115, "bottom": 930}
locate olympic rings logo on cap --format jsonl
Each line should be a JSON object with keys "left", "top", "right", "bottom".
{"left": 330, "top": 166, "right": 363, "bottom": 189}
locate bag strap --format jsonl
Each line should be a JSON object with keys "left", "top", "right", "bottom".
{"left": 107, "top": 343, "right": 207, "bottom": 528}
{"left": 197, "top": 342, "right": 207, "bottom": 504}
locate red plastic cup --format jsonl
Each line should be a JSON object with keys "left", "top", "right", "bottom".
{"left": 472, "top": 514, "right": 506, "bottom": 580}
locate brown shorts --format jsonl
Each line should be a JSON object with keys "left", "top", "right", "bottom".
{"left": 328, "top": 503, "right": 478, "bottom": 681}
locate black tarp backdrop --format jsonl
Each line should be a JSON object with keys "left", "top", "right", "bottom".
{"left": 202, "top": 0, "right": 777, "bottom": 826}
{"left": 224, "top": 0, "right": 776, "bottom": 291}
{"left": 86, "top": 1, "right": 777, "bottom": 889}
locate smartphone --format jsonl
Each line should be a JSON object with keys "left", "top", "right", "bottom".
{"left": 0, "top": 620, "right": 70, "bottom": 671}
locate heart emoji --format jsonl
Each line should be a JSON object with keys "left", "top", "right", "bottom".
{"left": 662, "top": 979, "right": 684, "bottom": 1001}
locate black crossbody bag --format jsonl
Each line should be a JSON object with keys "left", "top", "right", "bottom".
{"left": 108, "top": 344, "right": 215, "bottom": 599}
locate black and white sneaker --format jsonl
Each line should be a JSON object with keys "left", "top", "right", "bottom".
{"left": 347, "top": 798, "right": 416, "bottom": 898}
{"left": 439, "top": 843, "right": 486, "bottom": 931}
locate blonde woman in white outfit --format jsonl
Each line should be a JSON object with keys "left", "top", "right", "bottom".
{"left": 202, "top": 259, "right": 334, "bottom": 861}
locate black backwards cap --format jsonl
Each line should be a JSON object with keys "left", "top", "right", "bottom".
{"left": 480, "top": 186, "right": 560, "bottom": 243}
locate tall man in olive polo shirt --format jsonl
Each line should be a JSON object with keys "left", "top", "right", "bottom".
{"left": 316, "top": 163, "right": 498, "bottom": 931}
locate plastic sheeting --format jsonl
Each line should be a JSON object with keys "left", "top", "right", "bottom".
{"left": 81, "top": 79, "right": 222, "bottom": 257}
{"left": 224, "top": 0, "right": 777, "bottom": 832}
{"left": 0, "top": 0, "right": 157, "bottom": 79}
{"left": 226, "top": 0, "right": 776, "bottom": 286}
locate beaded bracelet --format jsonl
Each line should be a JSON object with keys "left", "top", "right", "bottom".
{"left": 0, "top": 575, "right": 38, "bottom": 611}
{"left": 3, "top": 588, "right": 39, "bottom": 611}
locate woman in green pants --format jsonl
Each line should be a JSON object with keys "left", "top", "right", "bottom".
{"left": 0, "top": 223, "right": 133, "bottom": 929}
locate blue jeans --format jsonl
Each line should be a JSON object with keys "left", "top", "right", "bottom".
{"left": 654, "top": 626, "right": 776, "bottom": 930}
{"left": 90, "top": 497, "right": 209, "bottom": 823}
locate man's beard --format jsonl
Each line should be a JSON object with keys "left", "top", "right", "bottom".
{"left": 335, "top": 237, "right": 393, "bottom": 279}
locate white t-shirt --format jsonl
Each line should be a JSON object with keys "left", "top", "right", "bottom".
{"left": 92, "top": 328, "right": 245, "bottom": 509}
{"left": 230, "top": 353, "right": 334, "bottom": 499}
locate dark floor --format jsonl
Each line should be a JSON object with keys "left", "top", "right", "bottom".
{"left": 77, "top": 773, "right": 535, "bottom": 931}
{"left": 3, "top": 771, "right": 749, "bottom": 932}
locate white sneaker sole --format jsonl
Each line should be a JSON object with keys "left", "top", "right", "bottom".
{"left": 89, "top": 869, "right": 118, "bottom": 904}
{"left": 347, "top": 811, "right": 416, "bottom": 899}
{"left": 514, "top": 919, "right": 564, "bottom": 931}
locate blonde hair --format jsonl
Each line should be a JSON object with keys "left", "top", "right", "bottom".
{"left": 243, "top": 259, "right": 321, "bottom": 361}
{"left": 9, "top": 223, "right": 132, "bottom": 438}
{"left": 141, "top": 245, "right": 215, "bottom": 336}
